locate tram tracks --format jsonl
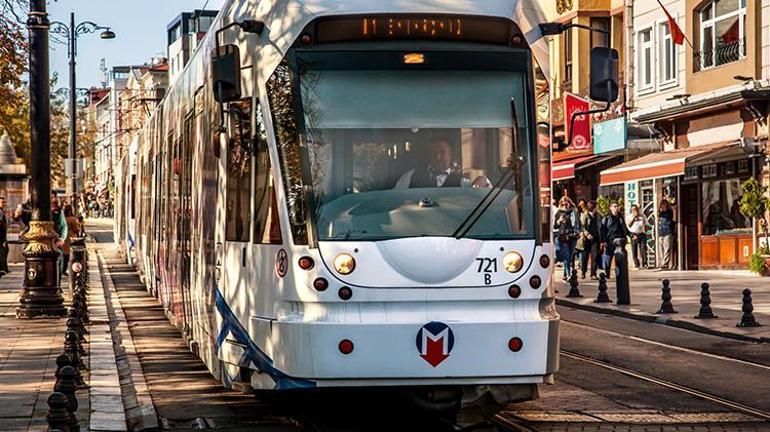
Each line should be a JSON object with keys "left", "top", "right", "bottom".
{"left": 560, "top": 349, "right": 770, "bottom": 421}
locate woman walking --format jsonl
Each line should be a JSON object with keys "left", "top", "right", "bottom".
{"left": 627, "top": 204, "right": 648, "bottom": 269}
{"left": 62, "top": 204, "right": 83, "bottom": 277}
{"left": 553, "top": 196, "right": 580, "bottom": 281}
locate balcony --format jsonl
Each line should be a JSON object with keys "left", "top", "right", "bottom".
{"left": 694, "top": 39, "right": 745, "bottom": 72}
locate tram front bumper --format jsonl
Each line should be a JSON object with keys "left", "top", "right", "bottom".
{"left": 254, "top": 312, "right": 559, "bottom": 386}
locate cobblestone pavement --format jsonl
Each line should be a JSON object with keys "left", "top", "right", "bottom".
{"left": 0, "top": 265, "right": 90, "bottom": 431}
{"left": 554, "top": 267, "right": 770, "bottom": 341}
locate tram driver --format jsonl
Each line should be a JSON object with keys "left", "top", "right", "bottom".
{"left": 393, "top": 137, "right": 477, "bottom": 189}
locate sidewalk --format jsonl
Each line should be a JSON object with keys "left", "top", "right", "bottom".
{"left": 0, "top": 245, "right": 131, "bottom": 432}
{"left": 555, "top": 268, "right": 770, "bottom": 342}
{"left": 0, "top": 265, "right": 88, "bottom": 431}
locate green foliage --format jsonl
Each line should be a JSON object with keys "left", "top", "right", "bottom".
{"left": 749, "top": 253, "right": 767, "bottom": 275}
{"left": 739, "top": 178, "right": 769, "bottom": 220}
{"left": 596, "top": 195, "right": 624, "bottom": 217}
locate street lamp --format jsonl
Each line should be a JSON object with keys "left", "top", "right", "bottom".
{"left": 50, "top": 13, "right": 115, "bottom": 213}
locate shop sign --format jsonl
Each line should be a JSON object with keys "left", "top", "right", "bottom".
{"left": 593, "top": 116, "right": 626, "bottom": 154}
{"left": 625, "top": 181, "right": 637, "bottom": 218}
{"left": 738, "top": 159, "right": 749, "bottom": 174}
{"left": 684, "top": 166, "right": 699, "bottom": 181}
{"left": 723, "top": 162, "right": 736, "bottom": 176}
{"left": 556, "top": 93, "right": 592, "bottom": 161}
{"left": 702, "top": 164, "right": 718, "bottom": 179}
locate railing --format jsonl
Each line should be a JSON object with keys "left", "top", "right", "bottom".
{"left": 694, "top": 39, "right": 745, "bottom": 72}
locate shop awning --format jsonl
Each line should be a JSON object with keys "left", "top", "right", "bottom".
{"left": 599, "top": 142, "right": 741, "bottom": 186}
{"left": 552, "top": 154, "right": 605, "bottom": 182}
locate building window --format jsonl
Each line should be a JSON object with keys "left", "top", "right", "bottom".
{"left": 659, "top": 22, "right": 677, "bottom": 85}
{"left": 638, "top": 28, "right": 653, "bottom": 90}
{"left": 564, "top": 27, "right": 573, "bottom": 87}
{"left": 696, "top": 0, "right": 747, "bottom": 71}
{"left": 590, "top": 17, "right": 611, "bottom": 49}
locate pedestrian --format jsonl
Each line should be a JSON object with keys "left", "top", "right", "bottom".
{"left": 627, "top": 204, "right": 648, "bottom": 269}
{"left": 658, "top": 199, "right": 675, "bottom": 270}
{"left": 0, "top": 197, "right": 9, "bottom": 277}
{"left": 51, "top": 194, "right": 69, "bottom": 279}
{"left": 62, "top": 205, "right": 82, "bottom": 277}
{"left": 553, "top": 196, "right": 580, "bottom": 281}
{"left": 600, "top": 201, "right": 629, "bottom": 279}
{"left": 579, "top": 200, "right": 601, "bottom": 280}
{"left": 14, "top": 198, "right": 32, "bottom": 233}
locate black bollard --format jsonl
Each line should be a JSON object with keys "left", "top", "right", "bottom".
{"left": 566, "top": 272, "right": 583, "bottom": 298}
{"left": 656, "top": 279, "right": 678, "bottom": 314}
{"left": 46, "top": 392, "right": 71, "bottom": 432}
{"left": 595, "top": 273, "right": 612, "bottom": 303}
{"left": 694, "top": 282, "right": 718, "bottom": 319}
{"left": 54, "top": 366, "right": 80, "bottom": 432}
{"left": 63, "top": 330, "right": 81, "bottom": 370}
{"left": 67, "top": 308, "right": 86, "bottom": 338}
{"left": 737, "top": 289, "right": 761, "bottom": 327}
{"left": 613, "top": 238, "right": 631, "bottom": 305}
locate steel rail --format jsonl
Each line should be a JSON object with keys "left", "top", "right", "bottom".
{"left": 561, "top": 320, "right": 770, "bottom": 372}
{"left": 561, "top": 349, "right": 770, "bottom": 421}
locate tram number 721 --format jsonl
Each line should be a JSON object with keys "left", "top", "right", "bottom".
{"left": 476, "top": 257, "right": 498, "bottom": 285}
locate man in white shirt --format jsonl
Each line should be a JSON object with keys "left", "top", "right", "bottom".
{"left": 394, "top": 138, "right": 470, "bottom": 189}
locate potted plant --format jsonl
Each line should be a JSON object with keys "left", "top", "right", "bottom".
{"left": 740, "top": 178, "right": 770, "bottom": 275}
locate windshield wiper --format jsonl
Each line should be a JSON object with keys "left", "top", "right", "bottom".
{"left": 452, "top": 98, "right": 523, "bottom": 239}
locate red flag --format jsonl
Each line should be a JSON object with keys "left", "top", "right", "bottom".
{"left": 657, "top": 0, "right": 685, "bottom": 45}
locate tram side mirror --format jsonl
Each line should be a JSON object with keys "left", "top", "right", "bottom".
{"left": 590, "top": 47, "right": 619, "bottom": 103}
{"left": 212, "top": 44, "right": 242, "bottom": 103}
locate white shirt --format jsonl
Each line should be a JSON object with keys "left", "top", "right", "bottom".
{"left": 394, "top": 168, "right": 471, "bottom": 189}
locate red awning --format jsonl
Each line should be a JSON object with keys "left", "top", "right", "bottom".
{"left": 599, "top": 142, "right": 739, "bottom": 186}
{"left": 552, "top": 155, "right": 601, "bottom": 182}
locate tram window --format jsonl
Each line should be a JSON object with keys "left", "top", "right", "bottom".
{"left": 225, "top": 98, "right": 253, "bottom": 242}
{"left": 268, "top": 63, "right": 308, "bottom": 245}
{"left": 254, "top": 103, "right": 282, "bottom": 244}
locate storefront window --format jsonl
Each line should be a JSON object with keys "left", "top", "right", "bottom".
{"left": 702, "top": 179, "right": 750, "bottom": 235}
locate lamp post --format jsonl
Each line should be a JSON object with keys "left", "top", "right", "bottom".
{"left": 17, "top": 0, "right": 64, "bottom": 318}
{"left": 50, "top": 13, "right": 115, "bottom": 213}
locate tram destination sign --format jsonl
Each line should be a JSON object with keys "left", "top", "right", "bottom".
{"left": 315, "top": 15, "right": 514, "bottom": 44}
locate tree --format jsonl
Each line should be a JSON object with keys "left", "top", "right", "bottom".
{"left": 739, "top": 177, "right": 770, "bottom": 250}
{"left": 0, "top": 8, "right": 30, "bottom": 163}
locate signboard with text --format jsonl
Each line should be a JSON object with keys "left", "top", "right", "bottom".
{"left": 555, "top": 93, "right": 592, "bottom": 162}
{"left": 594, "top": 116, "right": 627, "bottom": 154}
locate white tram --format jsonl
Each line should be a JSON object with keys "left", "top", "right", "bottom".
{"left": 113, "top": 0, "right": 619, "bottom": 422}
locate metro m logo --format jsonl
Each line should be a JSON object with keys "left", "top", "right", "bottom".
{"left": 415, "top": 321, "right": 455, "bottom": 367}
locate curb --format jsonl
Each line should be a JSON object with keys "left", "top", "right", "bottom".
{"left": 89, "top": 248, "right": 129, "bottom": 431}
{"left": 96, "top": 249, "right": 160, "bottom": 432}
{"left": 556, "top": 299, "right": 770, "bottom": 344}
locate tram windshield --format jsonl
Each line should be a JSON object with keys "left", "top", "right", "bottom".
{"left": 271, "top": 48, "right": 535, "bottom": 242}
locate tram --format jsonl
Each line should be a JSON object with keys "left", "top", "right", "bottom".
{"left": 113, "top": 0, "right": 618, "bottom": 423}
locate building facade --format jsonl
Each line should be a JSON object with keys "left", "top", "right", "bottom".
{"left": 167, "top": 10, "right": 218, "bottom": 83}
{"left": 549, "top": 0, "right": 634, "bottom": 204}
{"left": 599, "top": 0, "right": 770, "bottom": 270}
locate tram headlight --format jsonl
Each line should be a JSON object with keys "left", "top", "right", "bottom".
{"left": 503, "top": 251, "right": 524, "bottom": 273}
{"left": 333, "top": 253, "right": 356, "bottom": 275}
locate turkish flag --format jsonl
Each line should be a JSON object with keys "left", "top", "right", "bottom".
{"left": 657, "top": 0, "right": 685, "bottom": 45}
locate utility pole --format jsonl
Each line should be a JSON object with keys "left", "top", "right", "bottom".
{"left": 17, "top": 0, "right": 66, "bottom": 318}
{"left": 68, "top": 12, "right": 77, "bottom": 211}
{"left": 50, "top": 15, "right": 115, "bottom": 215}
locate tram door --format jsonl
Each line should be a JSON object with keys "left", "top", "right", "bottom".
{"left": 214, "top": 95, "right": 254, "bottom": 330}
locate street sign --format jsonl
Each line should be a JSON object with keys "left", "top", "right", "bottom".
{"left": 594, "top": 116, "right": 627, "bottom": 154}
{"left": 564, "top": 93, "right": 591, "bottom": 155}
